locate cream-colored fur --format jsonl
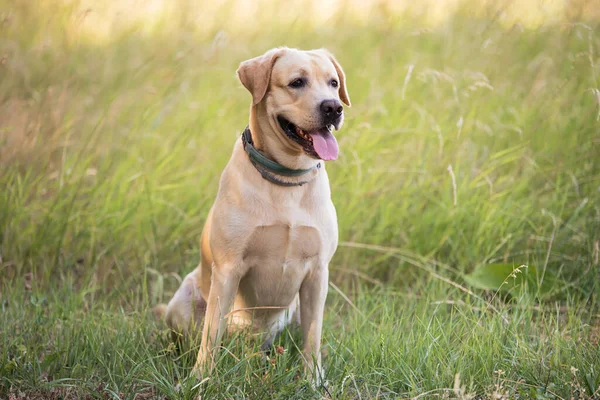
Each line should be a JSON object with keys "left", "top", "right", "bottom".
{"left": 162, "top": 47, "right": 350, "bottom": 383}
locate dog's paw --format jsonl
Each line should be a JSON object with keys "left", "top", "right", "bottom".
{"left": 192, "top": 353, "right": 215, "bottom": 382}
{"left": 191, "top": 363, "right": 205, "bottom": 381}
{"left": 305, "top": 364, "right": 326, "bottom": 389}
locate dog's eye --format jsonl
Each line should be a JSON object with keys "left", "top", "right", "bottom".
{"left": 330, "top": 79, "right": 339, "bottom": 88}
{"left": 289, "top": 78, "right": 305, "bottom": 88}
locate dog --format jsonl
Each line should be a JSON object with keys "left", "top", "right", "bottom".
{"left": 162, "top": 47, "right": 350, "bottom": 383}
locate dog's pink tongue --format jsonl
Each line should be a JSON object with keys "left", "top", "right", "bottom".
{"left": 308, "top": 129, "right": 339, "bottom": 161}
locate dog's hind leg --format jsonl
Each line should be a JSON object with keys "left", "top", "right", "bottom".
{"left": 260, "top": 295, "right": 300, "bottom": 353}
{"left": 157, "top": 218, "right": 213, "bottom": 341}
{"left": 163, "top": 267, "right": 207, "bottom": 340}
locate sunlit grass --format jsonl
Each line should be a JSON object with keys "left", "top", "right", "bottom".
{"left": 1, "top": 0, "right": 599, "bottom": 398}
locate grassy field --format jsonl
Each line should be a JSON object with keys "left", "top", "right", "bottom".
{"left": 1, "top": 0, "right": 600, "bottom": 398}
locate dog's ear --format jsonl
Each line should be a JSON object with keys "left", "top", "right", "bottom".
{"left": 237, "top": 48, "right": 286, "bottom": 106}
{"left": 323, "top": 50, "right": 351, "bottom": 107}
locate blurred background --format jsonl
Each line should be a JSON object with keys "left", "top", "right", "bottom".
{"left": 1, "top": 0, "right": 599, "bottom": 300}
{"left": 1, "top": 0, "right": 600, "bottom": 398}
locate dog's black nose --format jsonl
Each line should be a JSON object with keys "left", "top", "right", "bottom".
{"left": 320, "top": 99, "right": 343, "bottom": 122}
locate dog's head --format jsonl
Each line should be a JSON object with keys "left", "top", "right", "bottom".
{"left": 237, "top": 47, "right": 350, "bottom": 161}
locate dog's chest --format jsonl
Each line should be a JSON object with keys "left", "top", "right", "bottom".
{"left": 244, "top": 224, "right": 321, "bottom": 262}
{"left": 239, "top": 223, "right": 321, "bottom": 306}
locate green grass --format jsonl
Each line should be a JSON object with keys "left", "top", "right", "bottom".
{"left": 1, "top": 0, "right": 599, "bottom": 398}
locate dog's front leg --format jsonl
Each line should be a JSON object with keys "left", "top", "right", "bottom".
{"left": 193, "top": 263, "right": 240, "bottom": 378}
{"left": 299, "top": 265, "right": 329, "bottom": 385}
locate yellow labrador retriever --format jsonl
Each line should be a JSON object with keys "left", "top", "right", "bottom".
{"left": 163, "top": 47, "right": 350, "bottom": 383}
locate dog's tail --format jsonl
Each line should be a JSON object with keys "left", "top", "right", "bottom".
{"left": 152, "top": 303, "right": 168, "bottom": 320}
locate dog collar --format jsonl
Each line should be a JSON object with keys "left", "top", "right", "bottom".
{"left": 241, "top": 126, "right": 320, "bottom": 187}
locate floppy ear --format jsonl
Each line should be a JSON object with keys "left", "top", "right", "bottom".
{"left": 324, "top": 50, "right": 351, "bottom": 107}
{"left": 237, "top": 48, "right": 286, "bottom": 105}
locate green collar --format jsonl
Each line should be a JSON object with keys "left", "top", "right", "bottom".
{"left": 241, "top": 126, "right": 320, "bottom": 187}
